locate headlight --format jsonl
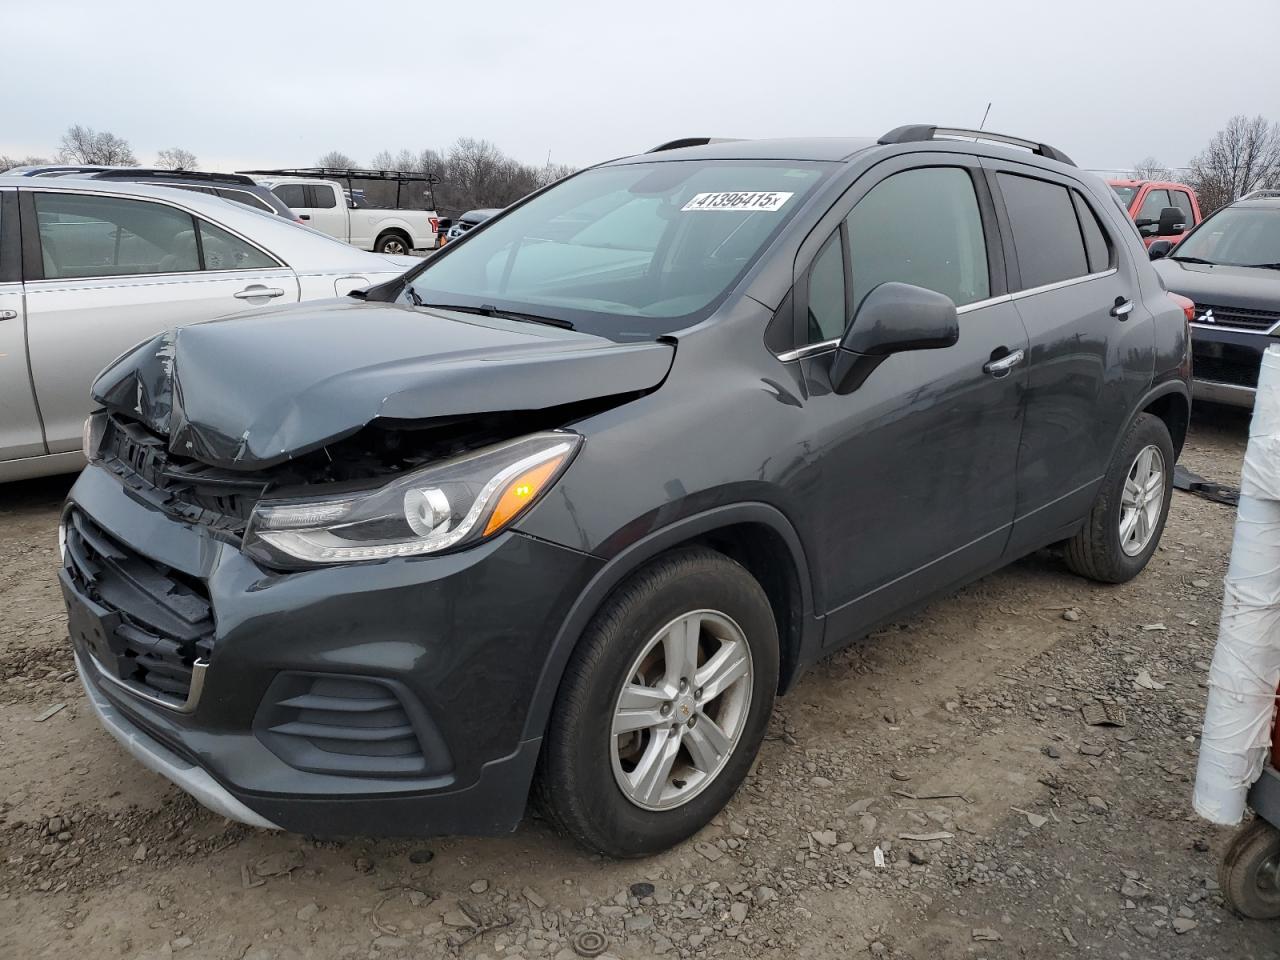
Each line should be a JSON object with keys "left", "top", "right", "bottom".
{"left": 242, "top": 431, "right": 580, "bottom": 567}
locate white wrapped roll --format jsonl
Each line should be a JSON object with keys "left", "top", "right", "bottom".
{"left": 1194, "top": 344, "right": 1280, "bottom": 825}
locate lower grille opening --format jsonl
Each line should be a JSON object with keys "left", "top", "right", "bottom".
{"left": 255, "top": 673, "right": 453, "bottom": 778}
{"left": 63, "top": 508, "right": 214, "bottom": 707}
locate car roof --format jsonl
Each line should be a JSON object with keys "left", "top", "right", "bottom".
{"left": 1233, "top": 197, "right": 1280, "bottom": 210}
{"left": 0, "top": 174, "right": 267, "bottom": 208}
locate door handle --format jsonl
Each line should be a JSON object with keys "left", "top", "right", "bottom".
{"left": 299, "top": 214, "right": 311, "bottom": 220}
{"left": 234, "top": 286, "right": 285, "bottom": 300}
{"left": 1110, "top": 297, "right": 1134, "bottom": 320}
{"left": 983, "top": 348, "right": 1025, "bottom": 378}
{"left": 0, "top": 309, "right": 16, "bottom": 321}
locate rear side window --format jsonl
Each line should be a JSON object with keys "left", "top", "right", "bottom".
{"left": 1071, "top": 191, "right": 1113, "bottom": 274}
{"left": 197, "top": 220, "right": 280, "bottom": 271}
{"left": 806, "top": 232, "right": 846, "bottom": 342}
{"left": 33, "top": 192, "right": 199, "bottom": 279}
{"left": 998, "top": 174, "right": 1088, "bottom": 290}
{"left": 845, "top": 167, "right": 990, "bottom": 313}
{"left": 308, "top": 185, "right": 337, "bottom": 209}
{"left": 271, "top": 184, "right": 307, "bottom": 208}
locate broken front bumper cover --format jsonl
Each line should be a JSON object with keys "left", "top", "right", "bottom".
{"left": 75, "top": 652, "right": 281, "bottom": 830}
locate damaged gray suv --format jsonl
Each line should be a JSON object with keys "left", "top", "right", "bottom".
{"left": 61, "top": 126, "right": 1192, "bottom": 857}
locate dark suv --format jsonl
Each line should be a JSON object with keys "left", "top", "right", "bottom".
{"left": 61, "top": 125, "right": 1191, "bottom": 857}
{"left": 1150, "top": 190, "right": 1280, "bottom": 407}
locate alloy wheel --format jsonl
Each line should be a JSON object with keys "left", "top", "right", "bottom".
{"left": 1119, "top": 443, "right": 1165, "bottom": 557}
{"left": 609, "top": 610, "right": 754, "bottom": 811}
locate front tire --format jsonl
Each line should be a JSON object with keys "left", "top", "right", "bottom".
{"left": 1064, "top": 412, "right": 1174, "bottom": 583}
{"left": 536, "top": 548, "right": 778, "bottom": 858}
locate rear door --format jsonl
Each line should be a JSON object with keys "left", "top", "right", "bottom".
{"left": 0, "top": 189, "right": 46, "bottom": 461}
{"left": 21, "top": 189, "right": 300, "bottom": 453}
{"left": 984, "top": 161, "right": 1154, "bottom": 554}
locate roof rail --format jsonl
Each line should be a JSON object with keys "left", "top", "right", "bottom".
{"left": 878, "top": 124, "right": 1075, "bottom": 167}
{"left": 646, "top": 138, "right": 738, "bottom": 154}
{"left": 1240, "top": 188, "right": 1280, "bottom": 201}
{"left": 238, "top": 167, "right": 441, "bottom": 185}
{"left": 90, "top": 168, "right": 258, "bottom": 186}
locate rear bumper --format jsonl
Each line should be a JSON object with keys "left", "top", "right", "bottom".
{"left": 63, "top": 462, "right": 601, "bottom": 836}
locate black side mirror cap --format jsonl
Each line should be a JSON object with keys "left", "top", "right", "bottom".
{"left": 1148, "top": 239, "right": 1174, "bottom": 260}
{"left": 830, "top": 282, "right": 959, "bottom": 394}
{"left": 1156, "top": 206, "right": 1187, "bottom": 236}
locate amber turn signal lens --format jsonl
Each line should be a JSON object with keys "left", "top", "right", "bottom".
{"left": 483, "top": 456, "right": 566, "bottom": 536}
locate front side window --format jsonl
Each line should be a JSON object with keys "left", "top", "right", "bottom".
{"left": 1171, "top": 191, "right": 1195, "bottom": 220}
{"left": 405, "top": 160, "right": 830, "bottom": 339}
{"left": 197, "top": 220, "right": 280, "bottom": 271}
{"left": 1136, "top": 188, "right": 1172, "bottom": 232}
{"left": 271, "top": 184, "right": 307, "bottom": 209}
{"left": 846, "top": 166, "right": 990, "bottom": 313}
{"left": 997, "top": 173, "right": 1089, "bottom": 289}
{"left": 34, "top": 192, "right": 199, "bottom": 279}
{"left": 1173, "top": 208, "right": 1280, "bottom": 267}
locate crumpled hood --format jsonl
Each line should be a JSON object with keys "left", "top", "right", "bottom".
{"left": 1153, "top": 259, "right": 1280, "bottom": 311}
{"left": 93, "top": 299, "right": 674, "bottom": 469}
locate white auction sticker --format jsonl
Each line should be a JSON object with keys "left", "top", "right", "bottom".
{"left": 681, "top": 191, "right": 794, "bottom": 212}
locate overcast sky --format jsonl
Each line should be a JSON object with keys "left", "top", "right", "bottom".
{"left": 4, "top": 0, "right": 1275, "bottom": 175}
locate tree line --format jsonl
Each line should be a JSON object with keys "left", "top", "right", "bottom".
{"left": 6, "top": 118, "right": 1278, "bottom": 218}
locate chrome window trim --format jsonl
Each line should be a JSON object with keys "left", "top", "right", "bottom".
{"left": 774, "top": 292, "right": 1016, "bottom": 362}
{"left": 25, "top": 185, "right": 286, "bottom": 279}
{"left": 1010, "top": 267, "right": 1117, "bottom": 300}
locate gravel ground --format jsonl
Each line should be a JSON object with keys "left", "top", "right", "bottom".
{"left": 1, "top": 405, "right": 1276, "bottom": 960}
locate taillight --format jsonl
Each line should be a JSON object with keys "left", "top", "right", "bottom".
{"left": 430, "top": 218, "right": 439, "bottom": 233}
{"left": 1168, "top": 292, "right": 1195, "bottom": 324}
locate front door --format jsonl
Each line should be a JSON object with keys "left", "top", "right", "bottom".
{"left": 21, "top": 189, "right": 299, "bottom": 453}
{"left": 787, "top": 157, "right": 1029, "bottom": 644}
{"left": 982, "top": 161, "right": 1154, "bottom": 553}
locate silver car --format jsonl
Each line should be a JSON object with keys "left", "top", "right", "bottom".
{"left": 0, "top": 177, "right": 419, "bottom": 481}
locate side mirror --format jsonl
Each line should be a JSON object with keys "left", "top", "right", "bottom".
{"left": 1148, "top": 239, "right": 1174, "bottom": 260}
{"left": 1157, "top": 206, "right": 1186, "bottom": 236}
{"left": 829, "top": 282, "right": 959, "bottom": 394}
{"left": 348, "top": 199, "right": 358, "bottom": 209}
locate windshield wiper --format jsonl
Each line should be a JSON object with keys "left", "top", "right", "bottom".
{"left": 1242, "top": 262, "right": 1280, "bottom": 270}
{"left": 1170, "top": 256, "right": 1216, "bottom": 265}
{"left": 414, "top": 301, "right": 574, "bottom": 330}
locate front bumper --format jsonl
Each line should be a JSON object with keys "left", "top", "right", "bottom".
{"left": 1191, "top": 325, "right": 1274, "bottom": 408}
{"left": 63, "top": 462, "right": 601, "bottom": 836}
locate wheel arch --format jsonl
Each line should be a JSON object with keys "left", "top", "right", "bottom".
{"left": 1132, "top": 380, "right": 1190, "bottom": 461}
{"left": 520, "top": 503, "right": 818, "bottom": 742}
{"left": 374, "top": 227, "right": 413, "bottom": 251}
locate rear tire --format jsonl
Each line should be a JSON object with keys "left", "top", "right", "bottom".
{"left": 1065, "top": 413, "right": 1174, "bottom": 583}
{"left": 535, "top": 547, "right": 778, "bottom": 858}
{"left": 374, "top": 232, "right": 411, "bottom": 255}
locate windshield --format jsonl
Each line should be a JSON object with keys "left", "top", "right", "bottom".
{"left": 1110, "top": 184, "right": 1139, "bottom": 208}
{"left": 1173, "top": 207, "right": 1280, "bottom": 267}
{"left": 404, "top": 160, "right": 830, "bottom": 339}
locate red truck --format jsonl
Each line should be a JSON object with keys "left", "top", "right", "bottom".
{"left": 1107, "top": 178, "right": 1202, "bottom": 248}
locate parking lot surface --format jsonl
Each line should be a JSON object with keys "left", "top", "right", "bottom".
{"left": 1, "top": 407, "right": 1276, "bottom": 960}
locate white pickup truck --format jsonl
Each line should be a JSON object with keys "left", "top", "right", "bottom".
{"left": 254, "top": 176, "right": 439, "bottom": 255}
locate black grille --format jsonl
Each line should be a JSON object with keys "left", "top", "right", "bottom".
{"left": 63, "top": 509, "right": 215, "bottom": 704}
{"left": 256, "top": 673, "right": 452, "bottom": 778}
{"left": 99, "top": 417, "right": 265, "bottom": 538}
{"left": 1195, "top": 303, "right": 1280, "bottom": 333}
{"left": 1193, "top": 353, "right": 1262, "bottom": 389}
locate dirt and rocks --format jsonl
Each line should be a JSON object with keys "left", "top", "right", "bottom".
{"left": 1, "top": 406, "right": 1276, "bottom": 959}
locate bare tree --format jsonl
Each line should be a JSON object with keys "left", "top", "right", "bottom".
{"left": 154, "top": 147, "right": 198, "bottom": 170}
{"left": 57, "top": 124, "right": 138, "bottom": 165}
{"left": 370, "top": 148, "right": 422, "bottom": 172}
{"left": 0, "top": 153, "right": 50, "bottom": 172}
{"left": 1188, "top": 115, "right": 1280, "bottom": 214}
{"left": 317, "top": 150, "right": 357, "bottom": 169}
{"left": 1131, "top": 156, "right": 1171, "bottom": 181}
